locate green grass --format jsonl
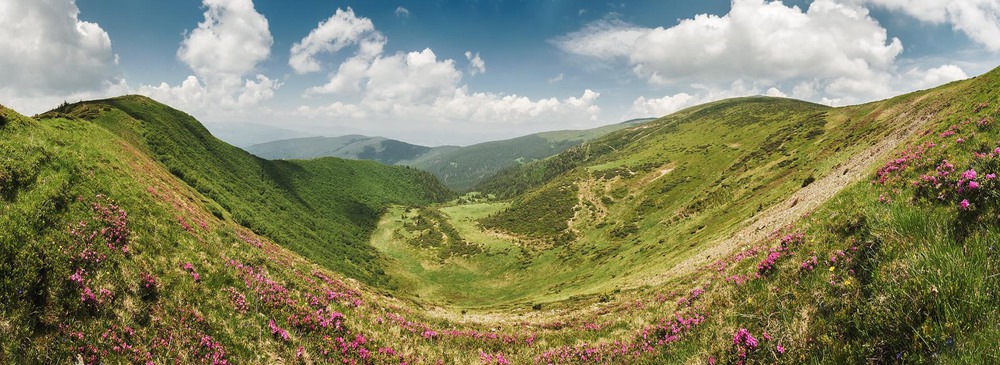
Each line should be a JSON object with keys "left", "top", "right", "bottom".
{"left": 3, "top": 66, "right": 1000, "bottom": 364}
{"left": 37, "top": 95, "right": 452, "bottom": 287}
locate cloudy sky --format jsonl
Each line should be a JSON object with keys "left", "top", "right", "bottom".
{"left": 1, "top": 0, "right": 998, "bottom": 146}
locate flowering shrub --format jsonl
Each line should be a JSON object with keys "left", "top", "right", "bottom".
{"left": 480, "top": 350, "right": 511, "bottom": 364}
{"left": 226, "top": 260, "right": 294, "bottom": 308}
{"left": 756, "top": 248, "right": 783, "bottom": 276}
{"left": 180, "top": 262, "right": 201, "bottom": 283}
{"left": 269, "top": 319, "right": 290, "bottom": 342}
{"left": 222, "top": 287, "right": 247, "bottom": 314}
{"left": 732, "top": 328, "right": 758, "bottom": 363}
{"left": 800, "top": 256, "right": 819, "bottom": 271}
{"left": 139, "top": 272, "right": 158, "bottom": 300}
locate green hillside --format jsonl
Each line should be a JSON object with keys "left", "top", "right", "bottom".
{"left": 35, "top": 96, "right": 451, "bottom": 286}
{"left": 368, "top": 68, "right": 1000, "bottom": 360}
{"left": 247, "top": 118, "right": 654, "bottom": 192}
{"left": 2, "top": 67, "right": 1000, "bottom": 364}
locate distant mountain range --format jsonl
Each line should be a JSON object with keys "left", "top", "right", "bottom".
{"left": 203, "top": 122, "right": 319, "bottom": 148}
{"left": 246, "top": 118, "right": 657, "bottom": 191}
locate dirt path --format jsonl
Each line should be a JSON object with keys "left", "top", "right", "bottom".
{"left": 630, "top": 104, "right": 936, "bottom": 288}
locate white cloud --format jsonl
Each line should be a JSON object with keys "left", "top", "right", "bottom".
{"left": 0, "top": 80, "right": 130, "bottom": 116}
{"left": 556, "top": 0, "right": 903, "bottom": 102}
{"left": 139, "top": 0, "right": 278, "bottom": 118}
{"left": 629, "top": 93, "right": 695, "bottom": 117}
{"left": 289, "top": 7, "right": 385, "bottom": 75}
{"left": 465, "top": 51, "right": 486, "bottom": 76}
{"left": 0, "top": 0, "right": 120, "bottom": 110}
{"left": 765, "top": 87, "right": 788, "bottom": 97}
{"left": 294, "top": 8, "right": 602, "bottom": 142}
{"left": 549, "top": 73, "right": 565, "bottom": 84}
{"left": 627, "top": 80, "right": 794, "bottom": 119}
{"left": 179, "top": 0, "right": 272, "bottom": 82}
{"left": 395, "top": 6, "right": 410, "bottom": 18}
{"left": 862, "top": 0, "right": 1000, "bottom": 51}
{"left": 907, "top": 64, "right": 969, "bottom": 89}
{"left": 553, "top": 17, "right": 646, "bottom": 60}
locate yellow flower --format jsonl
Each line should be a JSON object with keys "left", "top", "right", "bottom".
{"left": 829, "top": 266, "right": 836, "bottom": 272}
{"left": 747, "top": 297, "right": 753, "bottom": 304}
{"left": 843, "top": 278, "right": 853, "bottom": 287}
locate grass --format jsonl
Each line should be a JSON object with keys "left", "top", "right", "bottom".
{"left": 2, "top": 66, "right": 1000, "bottom": 364}
{"left": 37, "top": 95, "right": 452, "bottom": 287}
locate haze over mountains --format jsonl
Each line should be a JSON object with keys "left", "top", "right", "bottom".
{"left": 246, "top": 118, "right": 655, "bottom": 191}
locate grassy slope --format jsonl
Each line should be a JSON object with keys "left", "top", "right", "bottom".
{"left": 0, "top": 103, "right": 516, "bottom": 364}
{"left": 381, "top": 96, "right": 846, "bottom": 307}
{"left": 3, "top": 67, "right": 1000, "bottom": 365}
{"left": 37, "top": 96, "right": 451, "bottom": 286}
{"left": 369, "top": 67, "right": 1000, "bottom": 360}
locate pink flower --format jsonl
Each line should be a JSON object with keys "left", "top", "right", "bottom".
{"left": 269, "top": 320, "right": 290, "bottom": 342}
{"left": 960, "top": 199, "right": 971, "bottom": 210}
{"left": 956, "top": 137, "right": 965, "bottom": 143}
{"left": 81, "top": 287, "right": 97, "bottom": 304}
{"left": 969, "top": 181, "right": 980, "bottom": 189}
{"left": 962, "top": 169, "right": 977, "bottom": 180}
{"left": 777, "top": 344, "right": 786, "bottom": 354}
{"left": 733, "top": 328, "right": 758, "bottom": 349}
{"left": 69, "top": 268, "right": 87, "bottom": 286}
{"left": 987, "top": 173, "right": 997, "bottom": 180}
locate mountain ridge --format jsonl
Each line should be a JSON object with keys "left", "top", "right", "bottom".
{"left": 246, "top": 118, "right": 656, "bottom": 191}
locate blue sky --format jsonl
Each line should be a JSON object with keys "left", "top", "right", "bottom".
{"left": 1, "top": 1, "right": 998, "bottom": 145}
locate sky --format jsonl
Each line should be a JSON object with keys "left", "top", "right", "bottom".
{"left": 1, "top": 0, "right": 998, "bottom": 146}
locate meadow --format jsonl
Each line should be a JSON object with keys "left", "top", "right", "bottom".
{"left": 1, "top": 67, "right": 998, "bottom": 363}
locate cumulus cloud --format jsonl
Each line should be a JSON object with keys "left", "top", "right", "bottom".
{"left": 293, "top": 8, "right": 602, "bottom": 141}
{"left": 289, "top": 8, "right": 385, "bottom": 75}
{"left": 629, "top": 93, "right": 695, "bottom": 117}
{"left": 138, "top": 0, "right": 278, "bottom": 117}
{"left": 862, "top": 0, "right": 1000, "bottom": 51}
{"left": 179, "top": 0, "right": 272, "bottom": 82}
{"left": 0, "top": 0, "right": 120, "bottom": 107}
{"left": 907, "top": 64, "right": 969, "bottom": 89}
{"left": 465, "top": 51, "right": 486, "bottom": 76}
{"left": 556, "top": 0, "right": 903, "bottom": 102}
{"left": 627, "top": 81, "right": 793, "bottom": 118}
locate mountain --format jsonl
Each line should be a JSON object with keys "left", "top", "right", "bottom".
{"left": 246, "top": 135, "right": 432, "bottom": 164}
{"left": 203, "top": 121, "right": 319, "bottom": 148}
{"left": 246, "top": 118, "right": 656, "bottom": 191}
{"left": 2, "top": 67, "right": 999, "bottom": 364}
{"left": 30, "top": 96, "right": 451, "bottom": 286}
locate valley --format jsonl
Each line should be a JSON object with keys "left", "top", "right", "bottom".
{"left": 3, "top": 68, "right": 1000, "bottom": 364}
{"left": 246, "top": 119, "right": 655, "bottom": 191}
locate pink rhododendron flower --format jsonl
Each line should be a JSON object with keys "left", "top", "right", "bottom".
{"left": 962, "top": 169, "right": 977, "bottom": 180}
